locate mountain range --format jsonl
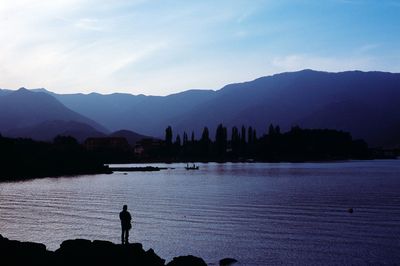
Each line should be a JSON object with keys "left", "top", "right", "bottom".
{"left": 1, "top": 70, "right": 399, "bottom": 147}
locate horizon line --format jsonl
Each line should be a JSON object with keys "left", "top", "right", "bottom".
{"left": 1, "top": 68, "right": 398, "bottom": 97}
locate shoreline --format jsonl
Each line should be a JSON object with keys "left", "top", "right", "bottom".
{"left": 114, "top": 155, "right": 398, "bottom": 164}
{"left": 0, "top": 235, "right": 236, "bottom": 266}
{"left": 0, "top": 158, "right": 398, "bottom": 183}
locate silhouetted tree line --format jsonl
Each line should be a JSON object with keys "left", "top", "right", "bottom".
{"left": 0, "top": 134, "right": 110, "bottom": 181}
{"left": 160, "top": 124, "right": 370, "bottom": 162}
{"left": 0, "top": 123, "right": 373, "bottom": 181}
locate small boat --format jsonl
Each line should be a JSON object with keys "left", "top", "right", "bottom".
{"left": 185, "top": 163, "right": 199, "bottom": 170}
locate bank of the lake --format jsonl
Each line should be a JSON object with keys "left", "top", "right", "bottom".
{"left": 0, "top": 234, "right": 229, "bottom": 266}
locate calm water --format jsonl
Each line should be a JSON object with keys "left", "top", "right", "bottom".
{"left": 0, "top": 160, "right": 400, "bottom": 265}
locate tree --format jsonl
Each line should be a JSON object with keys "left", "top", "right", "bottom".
{"left": 53, "top": 135, "right": 80, "bottom": 152}
{"left": 268, "top": 124, "right": 275, "bottom": 136}
{"left": 183, "top": 132, "right": 188, "bottom": 145}
{"left": 241, "top": 125, "right": 246, "bottom": 144}
{"left": 175, "top": 134, "right": 181, "bottom": 146}
{"left": 231, "top": 126, "right": 240, "bottom": 155}
{"left": 200, "top": 127, "right": 210, "bottom": 156}
{"left": 201, "top": 127, "right": 210, "bottom": 143}
{"left": 248, "top": 126, "right": 253, "bottom": 144}
{"left": 275, "top": 125, "right": 281, "bottom": 135}
{"left": 53, "top": 135, "right": 79, "bottom": 146}
{"left": 239, "top": 125, "right": 247, "bottom": 155}
{"left": 215, "top": 124, "right": 227, "bottom": 156}
{"left": 165, "top": 126, "right": 173, "bottom": 146}
{"left": 191, "top": 131, "right": 195, "bottom": 143}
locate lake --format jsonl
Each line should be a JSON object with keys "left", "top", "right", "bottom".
{"left": 0, "top": 160, "right": 400, "bottom": 265}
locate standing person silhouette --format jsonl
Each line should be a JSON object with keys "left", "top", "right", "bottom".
{"left": 119, "top": 205, "right": 132, "bottom": 244}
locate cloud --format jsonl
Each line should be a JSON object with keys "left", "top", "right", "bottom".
{"left": 0, "top": 0, "right": 260, "bottom": 93}
{"left": 0, "top": 0, "right": 399, "bottom": 95}
{"left": 74, "top": 18, "right": 104, "bottom": 31}
{"left": 356, "top": 44, "right": 380, "bottom": 54}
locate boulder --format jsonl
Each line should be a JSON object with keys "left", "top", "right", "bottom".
{"left": 0, "top": 235, "right": 50, "bottom": 265}
{"left": 220, "top": 257, "right": 238, "bottom": 265}
{"left": 167, "top": 255, "right": 207, "bottom": 266}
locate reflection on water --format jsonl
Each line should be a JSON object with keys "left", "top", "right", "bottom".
{"left": 1, "top": 160, "right": 400, "bottom": 265}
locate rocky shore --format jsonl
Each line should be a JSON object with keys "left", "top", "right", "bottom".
{"left": 0, "top": 235, "right": 237, "bottom": 266}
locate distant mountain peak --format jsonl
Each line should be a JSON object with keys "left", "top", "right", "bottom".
{"left": 16, "top": 87, "right": 31, "bottom": 93}
{"left": 0, "top": 89, "right": 109, "bottom": 135}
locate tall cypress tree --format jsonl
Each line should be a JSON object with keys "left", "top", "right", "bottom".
{"left": 201, "top": 127, "right": 210, "bottom": 142}
{"left": 165, "top": 126, "right": 173, "bottom": 146}
{"left": 241, "top": 126, "right": 246, "bottom": 144}
{"left": 200, "top": 127, "right": 210, "bottom": 156}
{"left": 231, "top": 126, "right": 240, "bottom": 155}
{"left": 275, "top": 125, "right": 281, "bottom": 135}
{"left": 191, "top": 131, "right": 195, "bottom": 144}
{"left": 175, "top": 134, "right": 181, "bottom": 146}
{"left": 215, "top": 124, "right": 227, "bottom": 156}
{"left": 268, "top": 124, "right": 275, "bottom": 136}
{"left": 183, "top": 132, "right": 188, "bottom": 145}
{"left": 248, "top": 126, "right": 253, "bottom": 144}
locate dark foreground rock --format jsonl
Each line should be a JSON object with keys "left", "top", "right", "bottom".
{"left": 219, "top": 258, "right": 238, "bottom": 265}
{"left": 166, "top": 255, "right": 207, "bottom": 266}
{"left": 55, "top": 239, "right": 165, "bottom": 266}
{"left": 0, "top": 235, "right": 228, "bottom": 266}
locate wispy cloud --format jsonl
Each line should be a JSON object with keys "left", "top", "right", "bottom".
{"left": 356, "top": 43, "right": 380, "bottom": 54}
{"left": 74, "top": 18, "right": 104, "bottom": 31}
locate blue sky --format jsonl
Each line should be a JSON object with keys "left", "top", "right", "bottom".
{"left": 0, "top": 0, "right": 399, "bottom": 95}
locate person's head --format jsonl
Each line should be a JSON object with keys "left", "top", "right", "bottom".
{"left": 123, "top": 205, "right": 128, "bottom": 211}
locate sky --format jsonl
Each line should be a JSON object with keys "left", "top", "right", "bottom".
{"left": 0, "top": 0, "right": 399, "bottom": 95}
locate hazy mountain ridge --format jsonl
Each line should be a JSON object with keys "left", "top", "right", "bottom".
{"left": 110, "top": 129, "right": 152, "bottom": 146}
{"left": 51, "top": 89, "right": 217, "bottom": 135}
{"left": 166, "top": 70, "right": 400, "bottom": 147}
{"left": 0, "top": 88, "right": 107, "bottom": 133}
{"left": 2, "top": 70, "right": 400, "bottom": 147}
{"left": 5, "top": 120, "right": 105, "bottom": 142}
{"left": 0, "top": 88, "right": 151, "bottom": 143}
{"left": 0, "top": 89, "right": 12, "bottom": 96}
{"left": 0, "top": 88, "right": 112, "bottom": 142}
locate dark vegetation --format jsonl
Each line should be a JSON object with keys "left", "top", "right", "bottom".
{"left": 0, "top": 235, "right": 215, "bottom": 266}
{"left": 0, "top": 121, "right": 390, "bottom": 182}
{"left": 156, "top": 124, "right": 370, "bottom": 162}
{"left": 0, "top": 135, "right": 110, "bottom": 181}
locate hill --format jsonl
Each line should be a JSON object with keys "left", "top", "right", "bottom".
{"left": 172, "top": 70, "right": 400, "bottom": 147}
{"left": 5, "top": 120, "right": 105, "bottom": 142}
{"left": 110, "top": 129, "right": 152, "bottom": 146}
{"left": 49, "top": 89, "right": 217, "bottom": 137}
{"left": 0, "top": 88, "right": 108, "bottom": 139}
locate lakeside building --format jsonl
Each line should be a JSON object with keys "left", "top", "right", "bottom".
{"left": 84, "top": 137, "right": 130, "bottom": 152}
